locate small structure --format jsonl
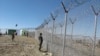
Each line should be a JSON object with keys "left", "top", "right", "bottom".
{"left": 14, "top": 29, "right": 27, "bottom": 36}
{"left": 8, "top": 29, "right": 16, "bottom": 35}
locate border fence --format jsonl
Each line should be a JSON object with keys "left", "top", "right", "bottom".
{"left": 0, "top": 0, "right": 100, "bottom": 56}
{"left": 35, "top": 0, "right": 100, "bottom": 56}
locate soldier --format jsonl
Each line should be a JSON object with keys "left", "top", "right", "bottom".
{"left": 38, "top": 33, "right": 43, "bottom": 51}
{"left": 12, "top": 32, "right": 15, "bottom": 41}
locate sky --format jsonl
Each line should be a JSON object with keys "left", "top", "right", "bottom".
{"left": 0, "top": 0, "right": 62, "bottom": 28}
{"left": 0, "top": 0, "right": 100, "bottom": 37}
{"left": 67, "top": 0, "right": 100, "bottom": 38}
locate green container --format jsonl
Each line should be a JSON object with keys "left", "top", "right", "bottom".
{"left": 8, "top": 29, "right": 16, "bottom": 35}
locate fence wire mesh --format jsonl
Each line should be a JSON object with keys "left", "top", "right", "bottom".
{"left": 35, "top": 0, "right": 100, "bottom": 56}
{"left": 0, "top": 0, "right": 100, "bottom": 56}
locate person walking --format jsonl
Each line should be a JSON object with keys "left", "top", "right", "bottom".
{"left": 12, "top": 32, "right": 15, "bottom": 41}
{"left": 38, "top": 33, "right": 43, "bottom": 51}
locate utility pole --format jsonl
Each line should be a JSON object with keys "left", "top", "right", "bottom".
{"left": 91, "top": 5, "right": 100, "bottom": 56}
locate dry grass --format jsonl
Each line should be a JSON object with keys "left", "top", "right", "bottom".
{"left": 0, "top": 35, "right": 49, "bottom": 56}
{"left": 43, "top": 36, "right": 100, "bottom": 56}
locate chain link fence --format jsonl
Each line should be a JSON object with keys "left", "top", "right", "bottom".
{"left": 35, "top": 0, "right": 100, "bottom": 56}
{"left": 0, "top": 0, "right": 100, "bottom": 56}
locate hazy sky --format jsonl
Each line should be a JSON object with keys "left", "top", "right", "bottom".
{"left": 0, "top": 0, "right": 100, "bottom": 37}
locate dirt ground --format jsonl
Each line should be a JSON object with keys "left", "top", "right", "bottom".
{"left": 0, "top": 35, "right": 99, "bottom": 56}
{"left": 0, "top": 35, "right": 49, "bottom": 56}
{"left": 44, "top": 37, "right": 100, "bottom": 56}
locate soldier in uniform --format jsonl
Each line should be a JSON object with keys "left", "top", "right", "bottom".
{"left": 38, "top": 33, "right": 43, "bottom": 51}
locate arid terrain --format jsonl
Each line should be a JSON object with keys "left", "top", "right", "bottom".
{"left": 42, "top": 35, "right": 100, "bottom": 56}
{"left": 0, "top": 35, "right": 50, "bottom": 56}
{"left": 0, "top": 35, "right": 100, "bottom": 56}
